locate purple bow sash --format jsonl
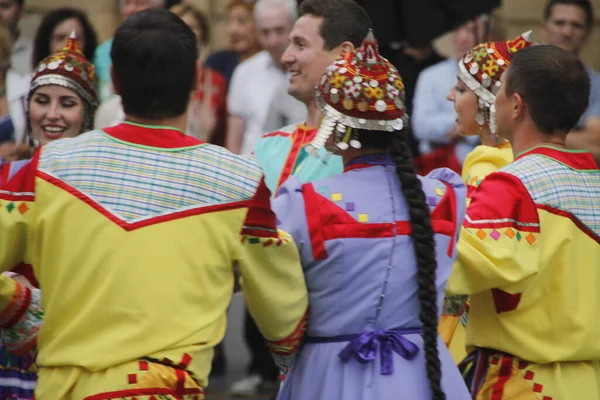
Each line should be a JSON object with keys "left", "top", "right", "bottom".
{"left": 306, "top": 327, "right": 420, "bottom": 376}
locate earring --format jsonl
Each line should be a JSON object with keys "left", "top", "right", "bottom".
{"left": 489, "top": 104, "right": 497, "bottom": 136}
{"left": 337, "top": 125, "right": 351, "bottom": 150}
{"left": 349, "top": 128, "right": 362, "bottom": 149}
{"left": 475, "top": 110, "right": 486, "bottom": 126}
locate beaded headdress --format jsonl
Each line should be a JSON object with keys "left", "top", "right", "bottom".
{"left": 308, "top": 31, "right": 408, "bottom": 154}
{"left": 457, "top": 31, "right": 533, "bottom": 134}
{"left": 29, "top": 32, "right": 98, "bottom": 134}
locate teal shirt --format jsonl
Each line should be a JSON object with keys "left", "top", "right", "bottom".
{"left": 254, "top": 124, "right": 343, "bottom": 196}
{"left": 94, "top": 38, "right": 114, "bottom": 102}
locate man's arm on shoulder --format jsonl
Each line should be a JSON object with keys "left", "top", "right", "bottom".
{"left": 237, "top": 177, "right": 308, "bottom": 372}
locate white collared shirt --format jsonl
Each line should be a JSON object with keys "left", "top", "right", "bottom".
{"left": 227, "top": 51, "right": 290, "bottom": 155}
{"left": 6, "top": 68, "right": 31, "bottom": 144}
{"left": 11, "top": 35, "right": 33, "bottom": 75}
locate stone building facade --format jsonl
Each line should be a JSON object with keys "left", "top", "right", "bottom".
{"left": 20, "top": 0, "right": 600, "bottom": 69}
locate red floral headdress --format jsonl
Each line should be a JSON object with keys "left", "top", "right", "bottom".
{"left": 29, "top": 32, "right": 98, "bottom": 133}
{"left": 457, "top": 31, "right": 533, "bottom": 134}
{"left": 309, "top": 31, "right": 408, "bottom": 153}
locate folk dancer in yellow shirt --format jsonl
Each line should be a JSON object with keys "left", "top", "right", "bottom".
{"left": 447, "top": 45, "right": 600, "bottom": 399}
{"left": 0, "top": 9, "right": 308, "bottom": 399}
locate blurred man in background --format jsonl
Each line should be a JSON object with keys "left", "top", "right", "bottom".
{"left": 540, "top": 0, "right": 600, "bottom": 164}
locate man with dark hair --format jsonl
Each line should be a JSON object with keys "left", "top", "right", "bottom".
{"left": 540, "top": 0, "right": 600, "bottom": 164}
{"left": 254, "top": 0, "right": 373, "bottom": 194}
{"left": 447, "top": 45, "right": 600, "bottom": 399}
{"left": 110, "top": 7, "right": 196, "bottom": 120}
{"left": 0, "top": 0, "right": 32, "bottom": 74}
{"left": 0, "top": 8, "right": 308, "bottom": 397}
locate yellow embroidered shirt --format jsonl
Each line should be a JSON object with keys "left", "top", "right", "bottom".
{"left": 0, "top": 123, "right": 308, "bottom": 390}
{"left": 447, "top": 145, "right": 600, "bottom": 363}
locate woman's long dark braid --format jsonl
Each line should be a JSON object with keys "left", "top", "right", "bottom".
{"left": 390, "top": 129, "right": 445, "bottom": 400}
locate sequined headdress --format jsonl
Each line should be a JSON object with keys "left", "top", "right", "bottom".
{"left": 457, "top": 31, "right": 532, "bottom": 134}
{"left": 308, "top": 31, "right": 408, "bottom": 154}
{"left": 29, "top": 32, "right": 98, "bottom": 133}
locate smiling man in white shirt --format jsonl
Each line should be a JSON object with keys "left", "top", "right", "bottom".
{"left": 225, "top": 0, "right": 303, "bottom": 155}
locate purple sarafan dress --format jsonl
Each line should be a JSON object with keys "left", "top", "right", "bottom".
{"left": 272, "top": 154, "right": 471, "bottom": 400}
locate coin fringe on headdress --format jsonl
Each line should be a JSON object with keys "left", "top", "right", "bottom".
{"left": 457, "top": 30, "right": 532, "bottom": 134}
{"left": 307, "top": 30, "right": 408, "bottom": 156}
{"left": 27, "top": 31, "right": 98, "bottom": 136}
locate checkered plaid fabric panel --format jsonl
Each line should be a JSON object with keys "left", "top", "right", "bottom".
{"left": 39, "top": 131, "right": 263, "bottom": 222}
{"left": 502, "top": 154, "right": 600, "bottom": 235}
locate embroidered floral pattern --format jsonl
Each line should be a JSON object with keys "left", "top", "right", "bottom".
{"left": 84, "top": 389, "right": 204, "bottom": 400}
{"left": 267, "top": 311, "right": 308, "bottom": 372}
{"left": 343, "top": 80, "right": 361, "bottom": 98}
{"left": 442, "top": 295, "right": 469, "bottom": 317}
{"left": 482, "top": 59, "right": 501, "bottom": 77}
{"left": 4, "top": 289, "right": 42, "bottom": 355}
{"left": 364, "top": 86, "right": 384, "bottom": 100}
{"left": 329, "top": 73, "right": 346, "bottom": 88}
{"left": 472, "top": 46, "right": 489, "bottom": 62}
{"left": 0, "top": 281, "right": 32, "bottom": 328}
{"left": 241, "top": 233, "right": 290, "bottom": 246}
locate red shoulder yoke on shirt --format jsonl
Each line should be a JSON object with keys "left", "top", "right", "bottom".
{"left": 515, "top": 145, "right": 598, "bottom": 170}
{"left": 0, "top": 148, "right": 40, "bottom": 202}
{"left": 302, "top": 180, "right": 459, "bottom": 260}
{"left": 465, "top": 171, "right": 540, "bottom": 232}
{"left": 103, "top": 122, "right": 204, "bottom": 149}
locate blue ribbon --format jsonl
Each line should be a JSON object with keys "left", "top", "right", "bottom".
{"left": 337, "top": 329, "right": 419, "bottom": 375}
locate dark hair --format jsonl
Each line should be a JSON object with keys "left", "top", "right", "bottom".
{"left": 299, "top": 0, "right": 373, "bottom": 50}
{"left": 111, "top": 8, "right": 198, "bottom": 120}
{"left": 165, "top": 0, "right": 182, "bottom": 7}
{"left": 358, "top": 128, "right": 444, "bottom": 400}
{"left": 32, "top": 8, "right": 98, "bottom": 69}
{"left": 505, "top": 45, "right": 590, "bottom": 135}
{"left": 544, "top": 0, "right": 594, "bottom": 29}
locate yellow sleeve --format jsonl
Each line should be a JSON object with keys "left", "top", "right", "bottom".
{"left": 0, "top": 157, "right": 38, "bottom": 303}
{"left": 462, "top": 143, "right": 514, "bottom": 203}
{"left": 447, "top": 171, "right": 541, "bottom": 296}
{"left": 237, "top": 179, "right": 308, "bottom": 371}
{"left": 0, "top": 276, "right": 42, "bottom": 353}
{"left": 0, "top": 277, "right": 24, "bottom": 322}
{"left": 0, "top": 192, "right": 32, "bottom": 273}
